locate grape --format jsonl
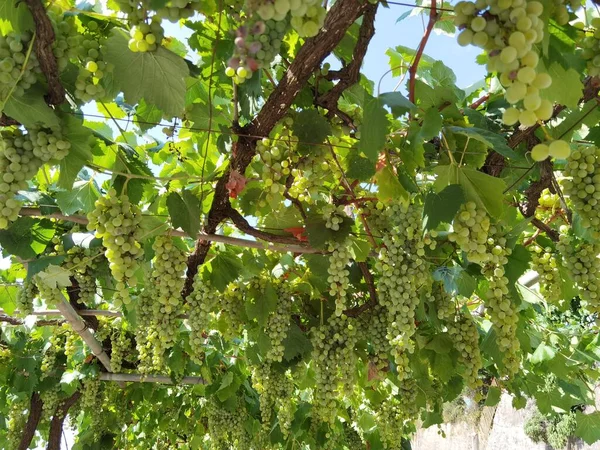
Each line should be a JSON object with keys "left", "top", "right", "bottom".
{"left": 557, "top": 232, "right": 600, "bottom": 311}
{"left": 110, "top": 324, "right": 131, "bottom": 373}
{"left": 577, "top": 20, "right": 600, "bottom": 76}
{"left": 531, "top": 143, "right": 550, "bottom": 161}
{"left": 81, "top": 379, "right": 103, "bottom": 431}
{"left": 6, "top": 398, "right": 29, "bottom": 450}
{"left": 73, "top": 35, "right": 111, "bottom": 103}
{"left": 377, "top": 380, "right": 419, "bottom": 449}
{"left": 87, "top": 189, "right": 144, "bottom": 307}
{"left": 448, "top": 313, "right": 483, "bottom": 389}
{"left": 16, "top": 278, "right": 37, "bottom": 316}
{"left": 265, "top": 283, "right": 293, "bottom": 362}
{"left": 187, "top": 274, "right": 218, "bottom": 364}
{"left": 137, "top": 235, "right": 187, "bottom": 372}
{"left": 0, "top": 32, "right": 40, "bottom": 99}
{"left": 40, "top": 331, "right": 65, "bottom": 379}
{"left": 47, "top": 9, "right": 81, "bottom": 72}
{"left": 448, "top": 201, "right": 492, "bottom": 264}
{"left": 359, "top": 305, "right": 391, "bottom": 371}
{"left": 29, "top": 126, "right": 72, "bottom": 163}
{"left": 128, "top": 22, "right": 164, "bottom": 52}
{"left": 326, "top": 239, "right": 352, "bottom": 316}
{"left": 530, "top": 243, "right": 562, "bottom": 305}
{"left": 372, "top": 200, "right": 429, "bottom": 379}
{"left": 503, "top": 107, "right": 521, "bottom": 125}
{"left": 252, "top": 364, "right": 295, "bottom": 436}
{"left": 561, "top": 146, "right": 600, "bottom": 239}
{"left": 256, "top": 137, "right": 291, "bottom": 203}
{"left": 206, "top": 398, "right": 251, "bottom": 448}
{"left": 311, "top": 314, "right": 358, "bottom": 425}
{"left": 519, "top": 109, "right": 537, "bottom": 127}
{"left": 41, "top": 385, "right": 62, "bottom": 420}
{"left": 548, "top": 139, "right": 571, "bottom": 159}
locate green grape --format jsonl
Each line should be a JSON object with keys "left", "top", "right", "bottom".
{"left": 503, "top": 107, "right": 521, "bottom": 125}
{"left": 265, "top": 283, "right": 293, "bottom": 362}
{"left": 343, "top": 422, "right": 364, "bottom": 450}
{"left": 252, "top": 364, "right": 295, "bottom": 436}
{"left": 377, "top": 380, "right": 419, "bottom": 449}
{"left": 40, "top": 331, "right": 65, "bottom": 379}
{"left": 327, "top": 238, "right": 352, "bottom": 316}
{"left": 530, "top": 243, "right": 562, "bottom": 305}
{"left": 0, "top": 129, "right": 42, "bottom": 229}
{"left": 6, "top": 398, "right": 29, "bottom": 450}
{"left": 138, "top": 235, "right": 187, "bottom": 372}
{"left": 128, "top": 22, "right": 164, "bottom": 52}
{"left": 47, "top": 9, "right": 80, "bottom": 71}
{"left": 561, "top": 146, "right": 600, "bottom": 239}
{"left": 359, "top": 305, "right": 391, "bottom": 371}
{"left": 448, "top": 201, "right": 492, "bottom": 264}
{"left": 81, "top": 378, "right": 103, "bottom": 430}
{"left": 41, "top": 385, "right": 62, "bottom": 420}
{"left": 0, "top": 32, "right": 40, "bottom": 99}
{"left": 74, "top": 36, "right": 111, "bottom": 103}
{"left": 219, "top": 284, "right": 245, "bottom": 339}
{"left": 372, "top": 200, "right": 429, "bottom": 379}
{"left": 16, "top": 278, "right": 37, "bottom": 315}
{"left": 449, "top": 313, "right": 483, "bottom": 389}
{"left": 548, "top": 139, "right": 571, "bottom": 159}
{"left": 556, "top": 232, "right": 600, "bottom": 310}
{"left": 110, "top": 324, "right": 131, "bottom": 373}
{"left": 87, "top": 189, "right": 144, "bottom": 307}
{"left": 577, "top": 20, "right": 600, "bottom": 76}
{"left": 64, "top": 330, "right": 81, "bottom": 366}
{"left": 187, "top": 274, "right": 218, "bottom": 364}
{"left": 322, "top": 204, "right": 348, "bottom": 231}
{"left": 255, "top": 137, "right": 291, "bottom": 204}
{"left": 206, "top": 398, "right": 251, "bottom": 448}
{"left": 531, "top": 143, "right": 550, "bottom": 161}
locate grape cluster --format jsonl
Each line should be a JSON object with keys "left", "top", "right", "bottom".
{"left": 530, "top": 139, "right": 572, "bottom": 162}
{"left": 6, "top": 398, "right": 28, "bottom": 450}
{"left": 454, "top": 0, "right": 554, "bottom": 127}
{"left": 310, "top": 314, "right": 358, "bottom": 425}
{"left": 206, "top": 398, "right": 251, "bottom": 449}
{"left": 448, "top": 201, "right": 492, "bottom": 264}
{"left": 431, "top": 284, "right": 455, "bottom": 321}
{"left": 47, "top": 9, "right": 80, "bottom": 72}
{"left": 252, "top": 364, "right": 295, "bottom": 436}
{"left": 537, "top": 188, "right": 561, "bottom": 217}
{"left": 64, "top": 330, "right": 81, "bottom": 366}
{"left": 220, "top": 285, "right": 245, "bottom": 339}
{"left": 40, "top": 331, "right": 64, "bottom": 379}
{"left": 552, "top": 0, "right": 583, "bottom": 25}
{"left": 226, "top": 19, "right": 289, "bottom": 83}
{"left": 448, "top": 313, "right": 483, "bottom": 389}
{"left": 323, "top": 204, "right": 348, "bottom": 231}
{"left": 481, "top": 229, "right": 520, "bottom": 375}
{"left": 557, "top": 232, "right": 600, "bottom": 310}
{"left": 0, "top": 129, "right": 40, "bottom": 229}
{"left": 110, "top": 325, "right": 131, "bottom": 373}
{"left": 359, "top": 305, "right": 391, "bottom": 372}
{"left": 53, "top": 235, "right": 98, "bottom": 305}
{"left": 253, "top": 0, "right": 326, "bottom": 37}
{"left": 343, "top": 423, "right": 364, "bottom": 450}
{"left": 0, "top": 32, "right": 40, "bottom": 99}
{"left": 187, "top": 274, "right": 218, "bottom": 364}
{"left": 41, "top": 385, "right": 62, "bottom": 419}
{"left": 141, "top": 236, "right": 187, "bottom": 371}
{"left": 265, "top": 284, "right": 293, "bottom": 362}
{"left": 29, "top": 126, "right": 72, "bottom": 163}
{"left": 81, "top": 379, "right": 103, "bottom": 430}
{"left": 87, "top": 189, "right": 144, "bottom": 307}
{"left": 562, "top": 146, "right": 600, "bottom": 239}
{"left": 373, "top": 201, "right": 428, "bottom": 379}
{"left": 74, "top": 36, "right": 110, "bottom": 102}
{"left": 156, "top": 0, "right": 204, "bottom": 21}
{"left": 327, "top": 239, "right": 352, "bottom": 316}
{"left": 128, "top": 20, "right": 164, "bottom": 53}
{"left": 530, "top": 243, "right": 562, "bottom": 305}
{"left": 16, "top": 278, "right": 37, "bottom": 316}
{"left": 256, "top": 137, "right": 291, "bottom": 202}
{"left": 578, "top": 18, "right": 600, "bottom": 77}
{"left": 377, "top": 381, "right": 419, "bottom": 450}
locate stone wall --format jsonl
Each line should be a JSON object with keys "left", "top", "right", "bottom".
{"left": 413, "top": 394, "right": 599, "bottom": 450}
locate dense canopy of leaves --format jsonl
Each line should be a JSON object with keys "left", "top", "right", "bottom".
{"left": 1, "top": 0, "right": 600, "bottom": 449}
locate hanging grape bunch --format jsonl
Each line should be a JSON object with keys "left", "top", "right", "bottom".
{"left": 256, "top": 137, "right": 292, "bottom": 202}
{"left": 578, "top": 18, "right": 600, "bottom": 76}
{"left": 87, "top": 189, "right": 145, "bottom": 307}
{"left": 0, "top": 32, "right": 40, "bottom": 99}
{"left": 74, "top": 24, "right": 112, "bottom": 102}
{"left": 253, "top": 0, "right": 327, "bottom": 37}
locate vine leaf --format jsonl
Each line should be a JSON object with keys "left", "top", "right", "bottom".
{"left": 3, "top": 86, "right": 59, "bottom": 127}
{"left": 209, "top": 252, "right": 243, "bottom": 291}
{"left": 484, "top": 386, "right": 501, "bottom": 406}
{"left": 283, "top": 322, "right": 313, "bottom": 361}
{"left": 422, "top": 184, "right": 465, "bottom": 231}
{"left": 346, "top": 152, "right": 376, "bottom": 181}
{"left": 0, "top": 217, "right": 55, "bottom": 260}
{"left": 0, "top": 0, "right": 33, "bottom": 34}
{"left": 540, "top": 61, "right": 583, "bottom": 109}
{"left": 379, "top": 92, "right": 415, "bottom": 117}
{"left": 530, "top": 342, "right": 556, "bottom": 364}
{"left": 292, "top": 109, "right": 331, "bottom": 153}
{"left": 166, "top": 191, "right": 201, "bottom": 238}
{"left": 245, "top": 282, "right": 277, "bottom": 326}
{"left": 36, "top": 265, "right": 71, "bottom": 290}
{"left": 434, "top": 164, "right": 505, "bottom": 218}
{"left": 375, "top": 166, "right": 408, "bottom": 203}
{"left": 359, "top": 95, "right": 389, "bottom": 162}
{"left": 103, "top": 29, "right": 189, "bottom": 118}
{"left": 56, "top": 180, "right": 99, "bottom": 215}
{"left": 448, "top": 126, "right": 520, "bottom": 160}
{"left": 432, "top": 265, "right": 476, "bottom": 298}
{"left": 575, "top": 412, "right": 600, "bottom": 445}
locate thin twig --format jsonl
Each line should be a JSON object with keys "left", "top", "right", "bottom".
{"left": 408, "top": 0, "right": 438, "bottom": 104}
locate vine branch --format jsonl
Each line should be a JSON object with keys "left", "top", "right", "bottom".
{"left": 23, "top": 0, "right": 65, "bottom": 105}
{"left": 408, "top": 0, "right": 438, "bottom": 104}
{"left": 46, "top": 391, "right": 81, "bottom": 450}
{"left": 17, "top": 392, "right": 43, "bottom": 450}
{"left": 0, "top": 313, "right": 64, "bottom": 326}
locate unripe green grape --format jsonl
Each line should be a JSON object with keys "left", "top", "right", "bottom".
{"left": 517, "top": 66, "right": 537, "bottom": 84}
{"left": 471, "top": 16, "right": 487, "bottom": 32}
{"left": 458, "top": 29, "right": 474, "bottom": 46}
{"left": 519, "top": 109, "right": 537, "bottom": 127}
{"left": 531, "top": 143, "right": 549, "bottom": 161}
{"left": 472, "top": 31, "right": 489, "bottom": 46}
{"left": 523, "top": 92, "right": 541, "bottom": 111}
{"left": 503, "top": 107, "right": 521, "bottom": 125}
{"left": 548, "top": 140, "right": 571, "bottom": 159}
{"left": 500, "top": 46, "right": 518, "bottom": 64}
{"left": 535, "top": 99, "right": 553, "bottom": 120}
{"left": 533, "top": 72, "right": 552, "bottom": 89}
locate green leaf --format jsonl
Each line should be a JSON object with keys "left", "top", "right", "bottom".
{"left": 358, "top": 95, "right": 389, "bottom": 161}
{"left": 209, "top": 252, "right": 243, "bottom": 291}
{"left": 434, "top": 165, "right": 506, "bottom": 218}
{"left": 575, "top": 412, "right": 600, "bottom": 445}
{"left": 56, "top": 180, "right": 99, "bottom": 215}
{"left": 0, "top": 217, "right": 55, "bottom": 260}
{"left": 530, "top": 342, "right": 557, "bottom": 364}
{"left": 448, "top": 126, "right": 520, "bottom": 160}
{"left": 540, "top": 61, "right": 583, "bottom": 109}
{"left": 60, "top": 370, "right": 83, "bottom": 396}
{"left": 3, "top": 86, "right": 59, "bottom": 127}
{"left": 215, "top": 372, "right": 242, "bottom": 402}
{"left": 36, "top": 265, "right": 72, "bottom": 289}
{"left": 349, "top": 238, "right": 371, "bottom": 263}
{"left": 375, "top": 166, "right": 408, "bottom": 203}
{"left": 135, "top": 98, "right": 164, "bottom": 131}
{"left": 103, "top": 29, "right": 189, "bottom": 118}
{"left": 245, "top": 282, "right": 277, "bottom": 326}
{"left": 551, "top": 99, "right": 600, "bottom": 141}
{"left": 0, "top": 0, "right": 33, "bottom": 34}
{"left": 379, "top": 92, "right": 415, "bottom": 117}
{"left": 292, "top": 109, "right": 332, "bottom": 153}
{"left": 346, "top": 152, "right": 376, "bottom": 181}
{"left": 0, "top": 285, "right": 18, "bottom": 315}
{"left": 420, "top": 109, "right": 442, "bottom": 141}
{"left": 283, "top": 322, "right": 312, "bottom": 361}
{"left": 484, "top": 386, "right": 501, "bottom": 406}
{"left": 166, "top": 191, "right": 201, "bottom": 238}
{"left": 433, "top": 266, "right": 476, "bottom": 298}
{"left": 423, "top": 184, "right": 465, "bottom": 231}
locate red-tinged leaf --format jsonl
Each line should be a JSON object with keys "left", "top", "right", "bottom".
{"left": 285, "top": 226, "right": 308, "bottom": 242}
{"left": 226, "top": 170, "right": 247, "bottom": 199}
